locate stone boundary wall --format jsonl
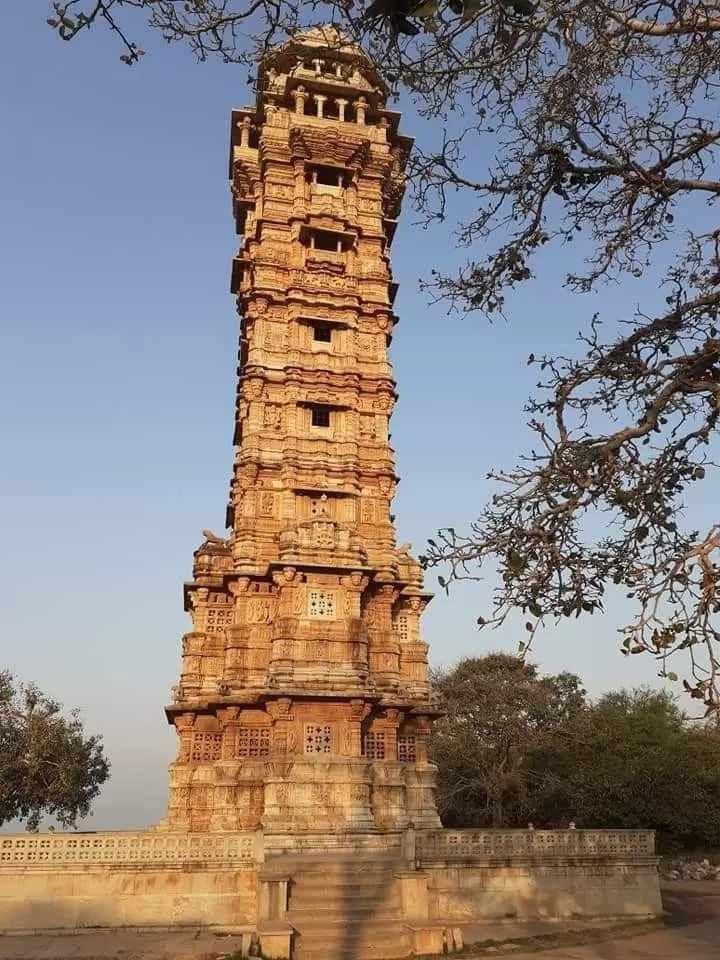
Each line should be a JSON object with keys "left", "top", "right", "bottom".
{"left": 0, "top": 832, "right": 260, "bottom": 935}
{"left": 0, "top": 828, "right": 661, "bottom": 936}
{"left": 413, "top": 830, "right": 661, "bottom": 922}
{"left": 416, "top": 828, "right": 655, "bottom": 861}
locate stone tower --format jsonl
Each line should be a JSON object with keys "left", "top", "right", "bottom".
{"left": 162, "top": 26, "right": 440, "bottom": 846}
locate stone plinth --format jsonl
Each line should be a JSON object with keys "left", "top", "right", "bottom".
{"left": 0, "top": 828, "right": 661, "bottom": 947}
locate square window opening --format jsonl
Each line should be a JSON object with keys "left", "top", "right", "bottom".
{"left": 311, "top": 230, "right": 343, "bottom": 252}
{"left": 313, "top": 324, "right": 332, "bottom": 343}
{"left": 311, "top": 405, "right": 331, "bottom": 428}
{"left": 308, "top": 165, "right": 347, "bottom": 188}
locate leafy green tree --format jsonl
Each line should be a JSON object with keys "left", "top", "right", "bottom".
{"left": 0, "top": 671, "right": 110, "bottom": 831}
{"left": 433, "top": 667, "right": 720, "bottom": 850}
{"left": 430, "top": 653, "right": 586, "bottom": 827}
{"left": 547, "top": 688, "right": 720, "bottom": 851}
{"left": 42, "top": 1, "right": 720, "bottom": 708}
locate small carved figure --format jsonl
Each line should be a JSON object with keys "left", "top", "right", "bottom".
{"left": 202, "top": 529, "right": 227, "bottom": 546}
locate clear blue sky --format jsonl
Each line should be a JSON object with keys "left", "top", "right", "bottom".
{"left": 0, "top": 6, "right": 702, "bottom": 830}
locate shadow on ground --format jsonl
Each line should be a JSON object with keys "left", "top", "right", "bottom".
{"left": 661, "top": 880, "right": 720, "bottom": 926}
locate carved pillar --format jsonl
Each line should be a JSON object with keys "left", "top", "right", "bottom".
{"left": 404, "top": 716, "right": 441, "bottom": 829}
{"left": 345, "top": 699, "right": 371, "bottom": 757}
{"left": 292, "top": 158, "right": 307, "bottom": 213}
{"left": 174, "top": 712, "right": 196, "bottom": 762}
{"left": 237, "top": 116, "right": 252, "bottom": 148}
{"left": 367, "top": 582, "right": 400, "bottom": 687}
{"left": 291, "top": 84, "right": 308, "bottom": 115}
{"left": 225, "top": 578, "right": 251, "bottom": 683}
{"left": 384, "top": 708, "right": 401, "bottom": 759}
{"left": 270, "top": 569, "right": 300, "bottom": 682}
{"left": 218, "top": 706, "right": 241, "bottom": 760}
{"left": 267, "top": 697, "right": 294, "bottom": 755}
{"left": 353, "top": 96, "right": 368, "bottom": 125}
{"left": 341, "top": 571, "right": 370, "bottom": 675}
{"left": 179, "top": 631, "right": 203, "bottom": 697}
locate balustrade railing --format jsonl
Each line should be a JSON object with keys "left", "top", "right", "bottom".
{"left": 416, "top": 829, "right": 655, "bottom": 860}
{"left": 0, "top": 831, "right": 256, "bottom": 867}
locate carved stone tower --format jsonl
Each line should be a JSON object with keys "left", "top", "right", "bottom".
{"left": 162, "top": 26, "right": 440, "bottom": 845}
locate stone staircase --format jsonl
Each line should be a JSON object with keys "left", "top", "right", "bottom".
{"left": 263, "top": 853, "right": 411, "bottom": 960}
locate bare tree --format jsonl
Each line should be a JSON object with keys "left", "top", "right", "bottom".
{"left": 44, "top": 1, "right": 720, "bottom": 709}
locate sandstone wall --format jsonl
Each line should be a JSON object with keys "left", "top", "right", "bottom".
{"left": 0, "top": 828, "right": 661, "bottom": 936}
{"left": 417, "top": 829, "right": 662, "bottom": 921}
{"left": 0, "top": 832, "right": 258, "bottom": 934}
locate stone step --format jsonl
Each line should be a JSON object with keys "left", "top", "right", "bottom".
{"left": 288, "top": 891, "right": 400, "bottom": 911}
{"left": 288, "top": 916, "right": 405, "bottom": 934}
{"left": 288, "top": 892, "right": 400, "bottom": 908}
{"left": 289, "top": 878, "right": 400, "bottom": 895}
{"left": 287, "top": 906, "right": 401, "bottom": 923}
{"left": 294, "top": 938, "right": 410, "bottom": 960}
{"left": 292, "top": 920, "right": 410, "bottom": 960}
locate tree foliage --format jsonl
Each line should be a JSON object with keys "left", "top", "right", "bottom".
{"left": 556, "top": 688, "right": 720, "bottom": 851}
{"left": 43, "top": 1, "right": 720, "bottom": 708}
{"left": 431, "top": 653, "right": 586, "bottom": 827}
{"left": 0, "top": 671, "right": 110, "bottom": 831}
{"left": 432, "top": 657, "right": 720, "bottom": 851}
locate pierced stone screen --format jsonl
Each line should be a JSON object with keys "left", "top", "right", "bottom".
{"left": 392, "top": 615, "right": 409, "bottom": 640}
{"left": 308, "top": 590, "right": 336, "bottom": 618}
{"left": 236, "top": 727, "right": 270, "bottom": 758}
{"left": 362, "top": 731, "right": 386, "bottom": 760}
{"left": 206, "top": 607, "right": 233, "bottom": 633}
{"left": 304, "top": 724, "right": 333, "bottom": 754}
{"left": 190, "top": 733, "right": 223, "bottom": 761}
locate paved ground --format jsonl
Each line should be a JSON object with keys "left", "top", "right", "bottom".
{"left": 1, "top": 883, "right": 718, "bottom": 960}
{"left": 0, "top": 930, "right": 248, "bottom": 960}
{"left": 466, "top": 883, "right": 720, "bottom": 960}
{"left": 490, "top": 916, "right": 719, "bottom": 960}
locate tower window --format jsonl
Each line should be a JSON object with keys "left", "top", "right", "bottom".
{"left": 308, "top": 165, "right": 348, "bottom": 189}
{"left": 311, "top": 230, "right": 344, "bottom": 252}
{"left": 313, "top": 324, "right": 332, "bottom": 343}
{"left": 310, "top": 405, "right": 331, "bottom": 428}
